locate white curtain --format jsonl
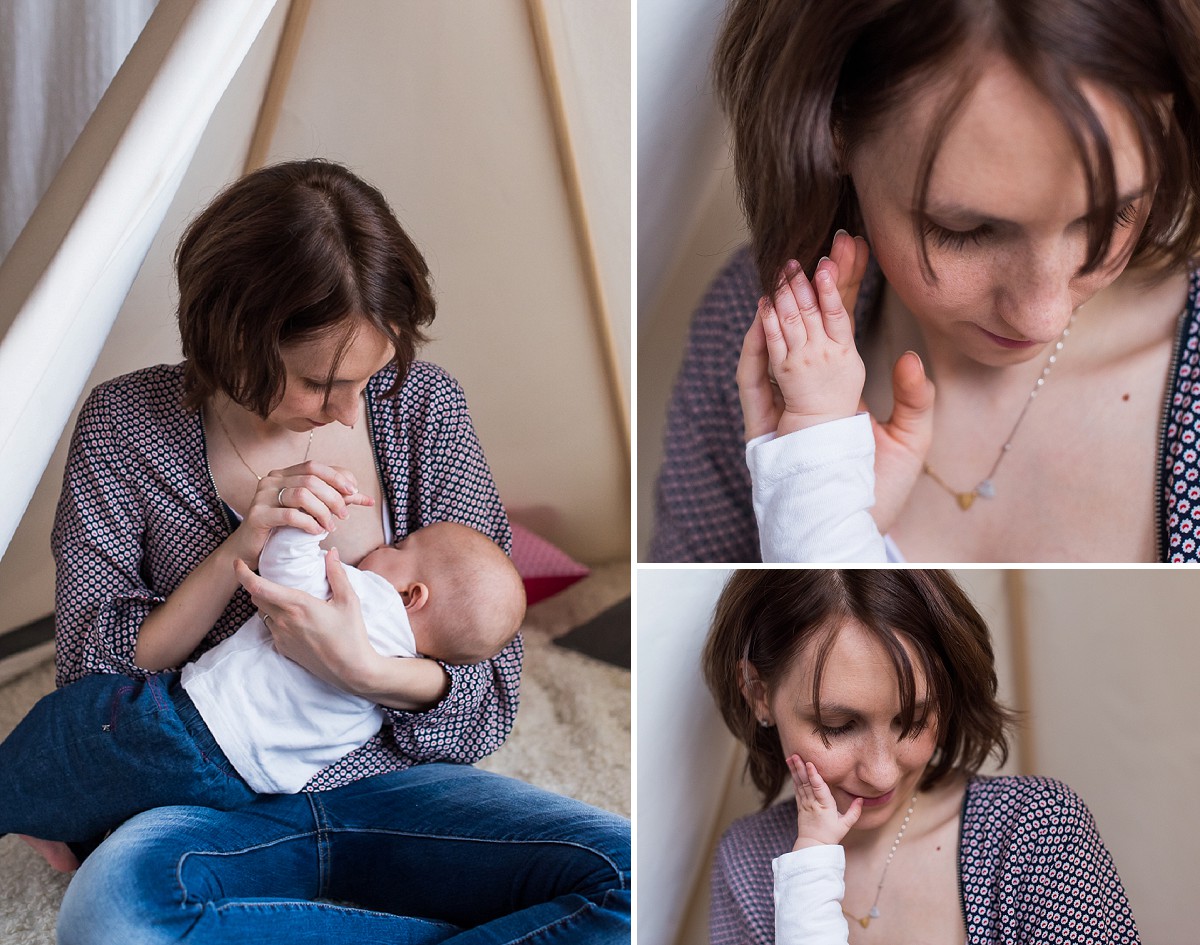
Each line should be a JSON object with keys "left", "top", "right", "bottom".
{"left": 0, "top": 0, "right": 159, "bottom": 262}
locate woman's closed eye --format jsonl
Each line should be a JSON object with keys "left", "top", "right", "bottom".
{"left": 813, "top": 715, "right": 929, "bottom": 741}
{"left": 814, "top": 720, "right": 856, "bottom": 739}
{"left": 922, "top": 219, "right": 990, "bottom": 252}
{"left": 922, "top": 200, "right": 1141, "bottom": 253}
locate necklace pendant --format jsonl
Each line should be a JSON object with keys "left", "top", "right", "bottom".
{"left": 956, "top": 492, "right": 976, "bottom": 511}
{"left": 859, "top": 917, "right": 871, "bottom": 928}
{"left": 868, "top": 907, "right": 880, "bottom": 918}
{"left": 976, "top": 479, "right": 996, "bottom": 499}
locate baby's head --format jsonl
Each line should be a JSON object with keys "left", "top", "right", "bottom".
{"left": 358, "top": 522, "right": 526, "bottom": 664}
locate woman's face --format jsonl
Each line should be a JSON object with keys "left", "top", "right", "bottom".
{"left": 750, "top": 620, "right": 939, "bottom": 833}
{"left": 267, "top": 321, "right": 393, "bottom": 431}
{"left": 849, "top": 53, "right": 1152, "bottom": 368}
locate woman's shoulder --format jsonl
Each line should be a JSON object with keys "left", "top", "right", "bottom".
{"left": 964, "top": 774, "right": 1101, "bottom": 849}
{"left": 78, "top": 363, "right": 190, "bottom": 435}
{"left": 714, "top": 799, "right": 795, "bottom": 872}
{"left": 367, "top": 360, "right": 466, "bottom": 409}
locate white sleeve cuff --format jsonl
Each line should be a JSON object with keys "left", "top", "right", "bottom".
{"left": 747, "top": 414, "right": 886, "bottom": 563}
{"left": 773, "top": 844, "right": 849, "bottom": 945}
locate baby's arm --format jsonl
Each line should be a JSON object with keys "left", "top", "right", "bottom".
{"left": 773, "top": 756, "right": 862, "bottom": 945}
{"left": 257, "top": 526, "right": 334, "bottom": 599}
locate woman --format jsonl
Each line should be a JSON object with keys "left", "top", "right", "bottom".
{"left": 650, "top": 0, "right": 1200, "bottom": 563}
{"left": 702, "top": 570, "right": 1138, "bottom": 943}
{"left": 47, "top": 159, "right": 630, "bottom": 943}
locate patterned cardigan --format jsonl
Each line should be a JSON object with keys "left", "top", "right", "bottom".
{"left": 651, "top": 250, "right": 1200, "bottom": 562}
{"left": 51, "top": 360, "right": 520, "bottom": 791}
{"left": 711, "top": 776, "right": 1140, "bottom": 944}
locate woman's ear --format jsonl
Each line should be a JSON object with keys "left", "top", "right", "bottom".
{"left": 831, "top": 121, "right": 848, "bottom": 176}
{"left": 399, "top": 582, "right": 430, "bottom": 612}
{"left": 739, "top": 659, "right": 774, "bottom": 727}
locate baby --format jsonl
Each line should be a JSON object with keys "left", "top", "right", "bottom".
{"left": 0, "top": 519, "right": 525, "bottom": 860}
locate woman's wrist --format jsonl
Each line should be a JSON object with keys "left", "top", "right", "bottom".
{"left": 348, "top": 652, "right": 452, "bottom": 711}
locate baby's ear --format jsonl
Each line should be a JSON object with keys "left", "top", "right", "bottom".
{"left": 399, "top": 582, "right": 430, "bottom": 612}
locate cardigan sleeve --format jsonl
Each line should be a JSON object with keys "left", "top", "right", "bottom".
{"left": 372, "top": 363, "right": 519, "bottom": 766}
{"left": 710, "top": 809, "right": 793, "bottom": 945}
{"left": 51, "top": 385, "right": 164, "bottom": 687}
{"left": 649, "top": 249, "right": 764, "bottom": 563}
{"left": 993, "top": 781, "right": 1140, "bottom": 943}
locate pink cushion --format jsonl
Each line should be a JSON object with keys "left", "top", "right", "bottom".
{"left": 509, "top": 522, "right": 590, "bottom": 605}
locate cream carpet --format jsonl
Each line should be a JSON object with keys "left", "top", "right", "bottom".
{"left": 0, "top": 564, "right": 630, "bottom": 943}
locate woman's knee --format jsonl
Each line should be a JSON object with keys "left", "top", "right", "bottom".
{"left": 57, "top": 808, "right": 211, "bottom": 945}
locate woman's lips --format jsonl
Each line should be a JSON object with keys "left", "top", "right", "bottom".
{"left": 979, "top": 326, "right": 1040, "bottom": 350}
{"left": 849, "top": 787, "right": 897, "bottom": 808}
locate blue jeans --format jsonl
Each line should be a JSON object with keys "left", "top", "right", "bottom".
{"left": 0, "top": 672, "right": 255, "bottom": 842}
{"left": 55, "top": 762, "right": 630, "bottom": 943}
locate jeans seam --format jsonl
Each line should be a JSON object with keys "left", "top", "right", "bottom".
{"left": 176, "top": 832, "right": 322, "bottom": 905}
{"left": 307, "top": 791, "right": 331, "bottom": 897}
{"left": 508, "top": 899, "right": 593, "bottom": 945}
{"left": 321, "top": 827, "right": 628, "bottom": 890}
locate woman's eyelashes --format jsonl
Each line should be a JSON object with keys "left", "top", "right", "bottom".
{"left": 920, "top": 201, "right": 1142, "bottom": 253}
{"left": 922, "top": 219, "right": 990, "bottom": 252}
{"left": 812, "top": 715, "right": 930, "bottom": 740}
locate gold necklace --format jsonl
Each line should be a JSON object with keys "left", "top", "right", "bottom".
{"left": 842, "top": 794, "right": 918, "bottom": 929}
{"left": 210, "top": 404, "right": 313, "bottom": 482}
{"left": 923, "top": 314, "right": 1075, "bottom": 510}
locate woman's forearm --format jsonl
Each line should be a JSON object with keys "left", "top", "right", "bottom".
{"left": 350, "top": 654, "right": 452, "bottom": 711}
{"left": 134, "top": 540, "right": 242, "bottom": 670}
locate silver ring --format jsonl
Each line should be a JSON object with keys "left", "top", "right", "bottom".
{"left": 277, "top": 487, "right": 287, "bottom": 506}
{"left": 259, "top": 610, "right": 271, "bottom": 623}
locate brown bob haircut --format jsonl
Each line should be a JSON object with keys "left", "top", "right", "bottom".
{"left": 702, "top": 569, "right": 1015, "bottom": 806}
{"left": 714, "top": 0, "right": 1200, "bottom": 296}
{"left": 176, "top": 159, "right": 435, "bottom": 416}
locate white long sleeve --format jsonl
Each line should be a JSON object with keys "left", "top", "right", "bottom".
{"left": 773, "top": 845, "right": 850, "bottom": 945}
{"left": 257, "top": 526, "right": 332, "bottom": 598}
{"left": 747, "top": 414, "right": 888, "bottom": 563}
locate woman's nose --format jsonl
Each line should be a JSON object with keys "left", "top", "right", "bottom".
{"left": 857, "top": 738, "right": 901, "bottom": 791}
{"left": 325, "top": 390, "right": 360, "bottom": 426}
{"left": 998, "top": 253, "right": 1078, "bottom": 343}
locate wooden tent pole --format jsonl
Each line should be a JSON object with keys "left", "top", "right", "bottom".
{"left": 1004, "top": 569, "right": 1037, "bottom": 775}
{"left": 243, "top": 0, "right": 313, "bottom": 174}
{"left": 523, "top": 0, "right": 632, "bottom": 485}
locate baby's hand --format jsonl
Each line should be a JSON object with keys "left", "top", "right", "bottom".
{"left": 738, "top": 235, "right": 868, "bottom": 441}
{"left": 787, "top": 755, "right": 862, "bottom": 851}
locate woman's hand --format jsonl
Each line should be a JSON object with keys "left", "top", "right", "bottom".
{"left": 788, "top": 755, "right": 862, "bottom": 851}
{"left": 870, "top": 353, "right": 936, "bottom": 535}
{"left": 234, "top": 546, "right": 380, "bottom": 693}
{"left": 234, "top": 547, "right": 450, "bottom": 709}
{"left": 738, "top": 231, "right": 869, "bottom": 441}
{"left": 229, "top": 462, "right": 374, "bottom": 569}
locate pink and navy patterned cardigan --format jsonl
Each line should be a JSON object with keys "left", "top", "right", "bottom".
{"left": 52, "top": 360, "right": 519, "bottom": 792}
{"left": 711, "top": 776, "right": 1140, "bottom": 944}
{"left": 651, "top": 250, "right": 1200, "bottom": 562}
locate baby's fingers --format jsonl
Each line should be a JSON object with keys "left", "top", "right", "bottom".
{"left": 813, "top": 259, "right": 854, "bottom": 346}
{"left": 843, "top": 796, "right": 864, "bottom": 831}
{"left": 758, "top": 296, "right": 791, "bottom": 368}
{"left": 804, "top": 761, "right": 837, "bottom": 808}
{"left": 787, "top": 754, "right": 816, "bottom": 804}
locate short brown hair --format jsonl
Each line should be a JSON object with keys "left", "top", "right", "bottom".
{"left": 714, "top": 0, "right": 1200, "bottom": 296}
{"left": 702, "top": 570, "right": 1015, "bottom": 806}
{"left": 176, "top": 159, "right": 435, "bottom": 415}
